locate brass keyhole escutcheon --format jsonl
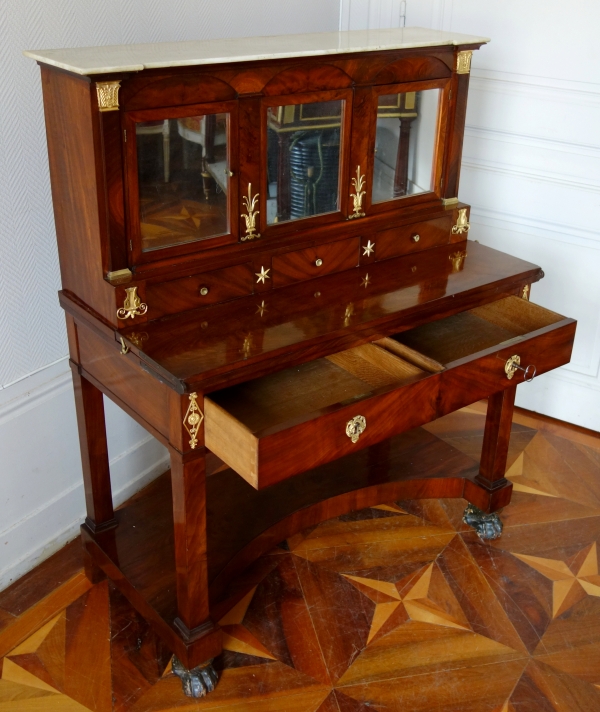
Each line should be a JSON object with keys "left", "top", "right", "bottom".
{"left": 505, "top": 355, "right": 520, "bottom": 380}
{"left": 411, "top": 234, "right": 420, "bottom": 243}
{"left": 505, "top": 354, "right": 536, "bottom": 382}
{"left": 346, "top": 415, "right": 366, "bottom": 444}
{"left": 315, "top": 258, "right": 323, "bottom": 267}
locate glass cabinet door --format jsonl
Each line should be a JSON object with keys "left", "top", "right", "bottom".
{"left": 266, "top": 99, "right": 344, "bottom": 225}
{"left": 133, "top": 109, "right": 232, "bottom": 253}
{"left": 372, "top": 89, "right": 440, "bottom": 204}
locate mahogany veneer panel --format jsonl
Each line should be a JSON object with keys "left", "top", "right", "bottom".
{"left": 40, "top": 67, "right": 116, "bottom": 325}
{"left": 77, "top": 327, "right": 173, "bottom": 439}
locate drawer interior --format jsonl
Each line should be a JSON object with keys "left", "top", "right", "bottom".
{"left": 392, "top": 296, "right": 564, "bottom": 366}
{"left": 207, "top": 343, "right": 427, "bottom": 434}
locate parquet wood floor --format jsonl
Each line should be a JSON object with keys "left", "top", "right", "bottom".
{"left": 1, "top": 404, "right": 599, "bottom": 711}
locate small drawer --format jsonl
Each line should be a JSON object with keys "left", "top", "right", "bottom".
{"left": 375, "top": 216, "right": 452, "bottom": 261}
{"left": 391, "top": 296, "right": 576, "bottom": 414}
{"left": 272, "top": 237, "right": 360, "bottom": 287}
{"left": 147, "top": 263, "right": 254, "bottom": 319}
{"left": 205, "top": 342, "right": 437, "bottom": 489}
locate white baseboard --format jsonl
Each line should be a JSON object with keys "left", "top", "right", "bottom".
{"left": 0, "top": 358, "right": 169, "bottom": 592}
{"left": 516, "top": 370, "right": 600, "bottom": 434}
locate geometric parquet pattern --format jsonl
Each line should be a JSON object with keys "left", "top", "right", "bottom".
{"left": 1, "top": 403, "right": 600, "bottom": 711}
{"left": 140, "top": 195, "right": 226, "bottom": 251}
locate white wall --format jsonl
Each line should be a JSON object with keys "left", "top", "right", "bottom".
{"left": 343, "top": 0, "right": 600, "bottom": 432}
{"left": 0, "top": 0, "right": 340, "bottom": 592}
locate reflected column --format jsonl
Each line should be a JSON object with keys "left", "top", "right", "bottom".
{"left": 393, "top": 116, "right": 416, "bottom": 198}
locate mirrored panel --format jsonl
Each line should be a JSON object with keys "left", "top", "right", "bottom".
{"left": 372, "top": 89, "right": 440, "bottom": 204}
{"left": 136, "top": 113, "right": 230, "bottom": 252}
{"left": 266, "top": 100, "right": 343, "bottom": 225}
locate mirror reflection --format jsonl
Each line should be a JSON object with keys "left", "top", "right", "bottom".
{"left": 136, "top": 114, "right": 230, "bottom": 252}
{"left": 267, "top": 100, "right": 343, "bottom": 225}
{"left": 372, "top": 89, "right": 440, "bottom": 203}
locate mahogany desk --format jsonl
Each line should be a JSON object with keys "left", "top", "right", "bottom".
{"left": 25, "top": 28, "right": 576, "bottom": 696}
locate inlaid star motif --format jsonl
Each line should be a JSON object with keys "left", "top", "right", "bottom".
{"left": 513, "top": 542, "right": 600, "bottom": 618}
{"left": 344, "top": 561, "right": 470, "bottom": 645}
{"left": 362, "top": 240, "right": 375, "bottom": 257}
{"left": 139, "top": 196, "right": 225, "bottom": 249}
{"left": 255, "top": 266, "right": 270, "bottom": 284}
{"left": 169, "top": 204, "right": 204, "bottom": 229}
{"left": 256, "top": 300, "right": 267, "bottom": 317}
{"left": 361, "top": 273, "right": 371, "bottom": 288}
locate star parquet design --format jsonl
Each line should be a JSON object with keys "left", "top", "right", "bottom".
{"left": 1, "top": 404, "right": 600, "bottom": 710}
{"left": 139, "top": 193, "right": 227, "bottom": 251}
{"left": 513, "top": 542, "right": 600, "bottom": 618}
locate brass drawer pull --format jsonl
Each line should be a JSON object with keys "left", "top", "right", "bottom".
{"left": 505, "top": 355, "right": 537, "bottom": 382}
{"left": 346, "top": 415, "right": 366, "bottom": 444}
{"left": 200, "top": 286, "right": 209, "bottom": 296}
{"left": 315, "top": 258, "right": 323, "bottom": 267}
{"left": 411, "top": 234, "right": 420, "bottom": 243}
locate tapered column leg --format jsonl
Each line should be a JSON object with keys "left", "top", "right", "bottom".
{"left": 169, "top": 446, "right": 221, "bottom": 696}
{"left": 464, "top": 387, "right": 517, "bottom": 540}
{"left": 170, "top": 448, "right": 210, "bottom": 634}
{"left": 476, "top": 386, "right": 517, "bottom": 491}
{"left": 71, "top": 363, "right": 116, "bottom": 535}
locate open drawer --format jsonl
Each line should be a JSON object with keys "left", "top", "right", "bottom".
{"left": 204, "top": 296, "right": 575, "bottom": 489}
{"left": 389, "top": 295, "right": 576, "bottom": 413}
{"left": 205, "top": 343, "right": 438, "bottom": 488}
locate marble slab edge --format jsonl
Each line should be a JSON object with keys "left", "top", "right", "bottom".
{"left": 23, "top": 27, "right": 490, "bottom": 76}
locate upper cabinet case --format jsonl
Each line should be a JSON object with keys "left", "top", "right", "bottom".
{"left": 25, "top": 28, "right": 488, "bottom": 326}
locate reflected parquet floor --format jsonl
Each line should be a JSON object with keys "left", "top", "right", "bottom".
{"left": 1, "top": 403, "right": 600, "bottom": 711}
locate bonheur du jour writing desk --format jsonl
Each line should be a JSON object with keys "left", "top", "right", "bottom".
{"left": 25, "top": 27, "right": 576, "bottom": 697}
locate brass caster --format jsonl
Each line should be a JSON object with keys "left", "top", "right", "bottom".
{"left": 462, "top": 503, "right": 503, "bottom": 540}
{"left": 172, "top": 656, "right": 218, "bottom": 698}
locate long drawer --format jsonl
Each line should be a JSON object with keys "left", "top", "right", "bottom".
{"left": 204, "top": 296, "right": 575, "bottom": 489}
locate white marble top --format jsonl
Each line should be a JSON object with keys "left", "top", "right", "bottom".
{"left": 23, "top": 27, "right": 489, "bottom": 76}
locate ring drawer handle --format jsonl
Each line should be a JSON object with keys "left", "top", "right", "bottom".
{"left": 346, "top": 415, "right": 366, "bottom": 444}
{"left": 505, "top": 355, "right": 537, "bottom": 382}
